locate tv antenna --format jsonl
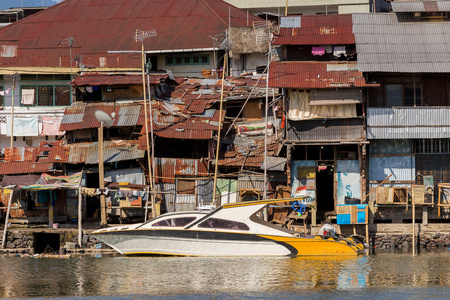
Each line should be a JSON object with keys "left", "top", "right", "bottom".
{"left": 253, "top": 20, "right": 275, "bottom": 204}
{"left": 134, "top": 28, "right": 157, "bottom": 220}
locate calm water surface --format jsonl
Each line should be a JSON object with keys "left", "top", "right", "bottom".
{"left": 0, "top": 250, "right": 449, "bottom": 299}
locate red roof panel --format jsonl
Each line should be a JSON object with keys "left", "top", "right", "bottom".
{"left": 269, "top": 61, "right": 379, "bottom": 89}
{"left": 274, "top": 14, "right": 355, "bottom": 45}
{"left": 0, "top": 0, "right": 262, "bottom": 68}
{"left": 71, "top": 73, "right": 168, "bottom": 86}
{"left": 0, "top": 162, "right": 54, "bottom": 175}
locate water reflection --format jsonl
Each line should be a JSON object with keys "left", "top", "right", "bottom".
{"left": 0, "top": 250, "right": 449, "bottom": 299}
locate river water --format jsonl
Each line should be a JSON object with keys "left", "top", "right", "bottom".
{"left": 0, "top": 250, "right": 449, "bottom": 299}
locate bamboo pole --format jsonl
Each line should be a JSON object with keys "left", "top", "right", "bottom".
{"left": 412, "top": 194, "right": 416, "bottom": 255}
{"left": 99, "top": 123, "right": 107, "bottom": 227}
{"left": 78, "top": 186, "right": 82, "bottom": 248}
{"left": 147, "top": 74, "right": 156, "bottom": 219}
{"left": 2, "top": 188, "right": 14, "bottom": 249}
{"left": 10, "top": 76, "right": 16, "bottom": 149}
{"left": 361, "top": 174, "right": 392, "bottom": 203}
{"left": 212, "top": 54, "right": 228, "bottom": 206}
{"left": 139, "top": 34, "right": 155, "bottom": 220}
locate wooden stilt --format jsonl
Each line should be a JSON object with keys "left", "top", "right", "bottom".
{"left": 412, "top": 195, "right": 416, "bottom": 255}
{"left": 49, "top": 190, "right": 54, "bottom": 227}
{"left": 78, "top": 187, "right": 83, "bottom": 248}
{"left": 2, "top": 188, "right": 14, "bottom": 249}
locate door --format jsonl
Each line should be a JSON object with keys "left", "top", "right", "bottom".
{"left": 336, "top": 160, "right": 361, "bottom": 205}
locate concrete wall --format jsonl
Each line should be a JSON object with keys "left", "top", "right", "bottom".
{"left": 156, "top": 53, "right": 215, "bottom": 78}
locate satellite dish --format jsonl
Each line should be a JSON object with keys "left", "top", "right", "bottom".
{"left": 95, "top": 110, "right": 114, "bottom": 128}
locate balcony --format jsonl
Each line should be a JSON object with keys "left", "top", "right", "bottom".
{"left": 286, "top": 118, "right": 365, "bottom": 143}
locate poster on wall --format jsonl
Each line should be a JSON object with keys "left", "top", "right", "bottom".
{"left": 336, "top": 160, "right": 361, "bottom": 205}
{"left": 291, "top": 160, "right": 316, "bottom": 204}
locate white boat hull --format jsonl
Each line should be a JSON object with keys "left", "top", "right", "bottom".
{"left": 94, "top": 230, "right": 293, "bottom": 256}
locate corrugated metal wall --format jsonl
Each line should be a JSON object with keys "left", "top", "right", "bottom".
{"left": 369, "top": 156, "right": 415, "bottom": 182}
{"left": 287, "top": 119, "right": 365, "bottom": 142}
{"left": 175, "top": 194, "right": 196, "bottom": 212}
{"left": 155, "top": 183, "right": 176, "bottom": 213}
{"left": 197, "top": 179, "right": 214, "bottom": 206}
{"left": 367, "top": 108, "right": 450, "bottom": 139}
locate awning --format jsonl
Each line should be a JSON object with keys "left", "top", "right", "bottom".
{"left": 1, "top": 174, "right": 40, "bottom": 187}
{"left": 21, "top": 172, "right": 83, "bottom": 190}
{"left": 310, "top": 89, "right": 362, "bottom": 106}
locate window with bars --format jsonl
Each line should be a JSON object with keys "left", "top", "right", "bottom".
{"left": 416, "top": 139, "right": 450, "bottom": 154}
{"left": 166, "top": 54, "right": 209, "bottom": 66}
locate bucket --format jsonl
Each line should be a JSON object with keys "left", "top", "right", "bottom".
{"left": 52, "top": 223, "right": 59, "bottom": 229}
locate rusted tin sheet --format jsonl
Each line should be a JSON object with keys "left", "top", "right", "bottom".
{"left": 275, "top": 14, "right": 354, "bottom": 45}
{"left": 0, "top": 162, "right": 54, "bottom": 175}
{"left": 287, "top": 119, "right": 365, "bottom": 142}
{"left": 269, "top": 61, "right": 378, "bottom": 89}
{"left": 0, "top": 0, "right": 261, "bottom": 68}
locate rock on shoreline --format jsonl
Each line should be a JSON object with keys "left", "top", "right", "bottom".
{"left": 372, "top": 233, "right": 450, "bottom": 249}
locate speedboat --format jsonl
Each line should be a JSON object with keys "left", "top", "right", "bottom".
{"left": 91, "top": 199, "right": 364, "bottom": 256}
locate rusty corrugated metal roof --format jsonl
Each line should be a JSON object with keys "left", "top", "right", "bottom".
{"left": 60, "top": 102, "right": 143, "bottom": 131}
{"left": 0, "top": 0, "right": 261, "bottom": 68}
{"left": 68, "top": 140, "right": 144, "bottom": 164}
{"left": 269, "top": 61, "right": 379, "bottom": 89}
{"left": 152, "top": 157, "right": 209, "bottom": 183}
{"left": 274, "top": 14, "right": 355, "bottom": 45}
{"left": 1, "top": 141, "right": 69, "bottom": 163}
{"left": 139, "top": 107, "right": 223, "bottom": 141}
{"left": 72, "top": 73, "right": 169, "bottom": 86}
{"left": 0, "top": 162, "right": 54, "bottom": 175}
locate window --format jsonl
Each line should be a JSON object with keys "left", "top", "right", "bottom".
{"left": 166, "top": 54, "right": 210, "bottom": 66}
{"left": 416, "top": 139, "right": 450, "bottom": 154}
{"left": 386, "top": 84, "right": 402, "bottom": 107}
{"left": 368, "top": 76, "right": 422, "bottom": 107}
{"left": 20, "top": 85, "right": 70, "bottom": 106}
{"left": 152, "top": 217, "right": 196, "bottom": 227}
{"left": 0, "top": 85, "right": 3, "bottom": 107}
{"left": 198, "top": 218, "right": 249, "bottom": 230}
{"left": 20, "top": 74, "right": 71, "bottom": 106}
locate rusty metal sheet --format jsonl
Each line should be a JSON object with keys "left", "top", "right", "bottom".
{"left": 0, "top": 162, "right": 54, "bottom": 175}
{"left": 72, "top": 73, "right": 168, "bottom": 86}
{"left": 269, "top": 61, "right": 379, "bottom": 89}
{"left": 287, "top": 119, "right": 365, "bottom": 142}
{"left": 275, "top": 14, "right": 354, "bottom": 45}
{"left": 0, "top": 0, "right": 261, "bottom": 68}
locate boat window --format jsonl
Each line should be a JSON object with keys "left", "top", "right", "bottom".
{"left": 151, "top": 217, "right": 196, "bottom": 227}
{"left": 198, "top": 218, "right": 249, "bottom": 231}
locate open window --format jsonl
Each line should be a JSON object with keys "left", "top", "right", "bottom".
{"left": 152, "top": 217, "right": 196, "bottom": 227}
{"left": 198, "top": 218, "right": 249, "bottom": 230}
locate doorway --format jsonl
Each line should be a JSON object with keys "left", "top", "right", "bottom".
{"left": 316, "top": 164, "right": 334, "bottom": 212}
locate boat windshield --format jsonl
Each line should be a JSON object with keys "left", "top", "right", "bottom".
{"left": 152, "top": 217, "right": 197, "bottom": 227}
{"left": 198, "top": 218, "right": 249, "bottom": 231}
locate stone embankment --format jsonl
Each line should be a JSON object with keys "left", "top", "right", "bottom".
{"left": 0, "top": 230, "right": 112, "bottom": 255}
{"left": 373, "top": 233, "right": 450, "bottom": 249}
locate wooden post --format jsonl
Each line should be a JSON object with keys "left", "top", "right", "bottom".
{"left": 212, "top": 53, "right": 227, "bottom": 206}
{"left": 99, "top": 124, "right": 107, "bottom": 227}
{"left": 49, "top": 191, "right": 54, "bottom": 227}
{"left": 423, "top": 206, "right": 428, "bottom": 226}
{"left": 365, "top": 223, "right": 369, "bottom": 245}
{"left": 78, "top": 187, "right": 82, "bottom": 248}
{"left": 144, "top": 187, "right": 150, "bottom": 222}
{"left": 412, "top": 195, "right": 416, "bottom": 255}
{"left": 311, "top": 203, "right": 317, "bottom": 227}
{"left": 2, "top": 188, "right": 14, "bottom": 249}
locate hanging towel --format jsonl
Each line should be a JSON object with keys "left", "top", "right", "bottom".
{"left": 324, "top": 45, "right": 333, "bottom": 53}
{"left": 333, "top": 46, "right": 346, "bottom": 57}
{"left": 86, "top": 86, "right": 93, "bottom": 93}
{"left": 312, "top": 47, "right": 325, "bottom": 56}
{"left": 21, "top": 89, "right": 35, "bottom": 105}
